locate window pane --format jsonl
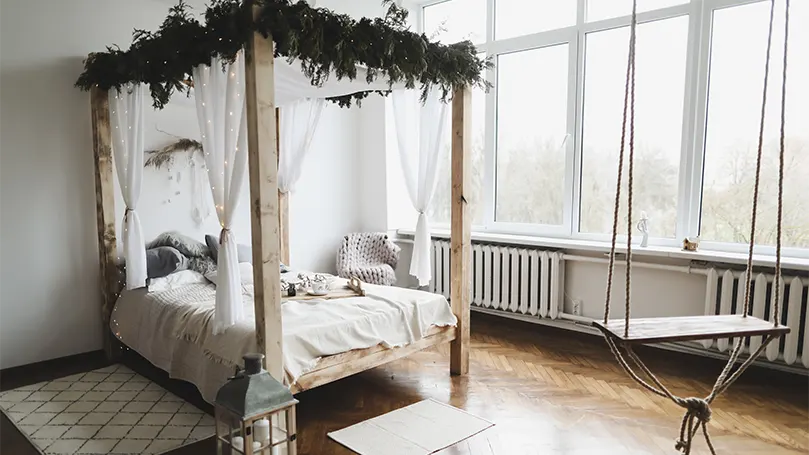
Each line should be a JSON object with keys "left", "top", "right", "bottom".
{"left": 423, "top": 0, "right": 486, "bottom": 45}
{"left": 496, "top": 0, "right": 576, "bottom": 40}
{"left": 429, "top": 87, "right": 486, "bottom": 225}
{"left": 495, "top": 45, "right": 569, "bottom": 225}
{"left": 700, "top": 2, "right": 809, "bottom": 248}
{"left": 587, "top": 0, "right": 687, "bottom": 22}
{"left": 579, "top": 17, "right": 688, "bottom": 237}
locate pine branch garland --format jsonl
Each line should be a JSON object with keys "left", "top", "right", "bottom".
{"left": 76, "top": 0, "right": 490, "bottom": 109}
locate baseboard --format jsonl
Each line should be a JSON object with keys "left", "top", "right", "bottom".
{"left": 0, "top": 350, "right": 108, "bottom": 392}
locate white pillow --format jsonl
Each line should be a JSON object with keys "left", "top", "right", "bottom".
{"left": 148, "top": 270, "right": 208, "bottom": 292}
{"left": 205, "top": 262, "right": 254, "bottom": 287}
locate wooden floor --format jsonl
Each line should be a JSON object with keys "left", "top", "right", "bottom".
{"left": 2, "top": 314, "right": 807, "bottom": 454}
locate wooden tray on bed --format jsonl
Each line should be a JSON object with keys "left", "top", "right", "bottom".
{"left": 283, "top": 277, "right": 366, "bottom": 302}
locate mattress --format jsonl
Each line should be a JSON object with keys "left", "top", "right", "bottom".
{"left": 111, "top": 277, "right": 456, "bottom": 402}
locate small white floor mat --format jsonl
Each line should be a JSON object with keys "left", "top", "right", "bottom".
{"left": 328, "top": 399, "right": 494, "bottom": 455}
{"left": 0, "top": 364, "right": 214, "bottom": 454}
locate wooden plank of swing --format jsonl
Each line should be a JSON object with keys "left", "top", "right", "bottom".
{"left": 593, "top": 314, "right": 790, "bottom": 344}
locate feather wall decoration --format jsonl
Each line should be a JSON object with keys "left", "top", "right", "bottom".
{"left": 144, "top": 138, "right": 203, "bottom": 169}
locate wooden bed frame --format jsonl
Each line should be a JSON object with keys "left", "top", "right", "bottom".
{"left": 89, "top": 4, "right": 471, "bottom": 390}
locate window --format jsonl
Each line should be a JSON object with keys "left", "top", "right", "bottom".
{"left": 428, "top": 87, "right": 486, "bottom": 225}
{"left": 423, "top": 0, "right": 486, "bottom": 44}
{"left": 700, "top": 1, "right": 809, "bottom": 248}
{"left": 586, "top": 0, "right": 688, "bottom": 22}
{"left": 579, "top": 17, "right": 688, "bottom": 237}
{"left": 403, "top": 0, "right": 809, "bottom": 258}
{"left": 495, "top": 45, "right": 569, "bottom": 225}
{"left": 495, "top": 0, "right": 576, "bottom": 40}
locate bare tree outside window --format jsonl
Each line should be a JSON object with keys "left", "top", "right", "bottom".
{"left": 700, "top": 2, "right": 809, "bottom": 248}
{"left": 579, "top": 17, "right": 688, "bottom": 237}
{"left": 495, "top": 45, "right": 569, "bottom": 226}
{"left": 414, "top": 0, "right": 808, "bottom": 254}
{"left": 428, "top": 87, "right": 486, "bottom": 225}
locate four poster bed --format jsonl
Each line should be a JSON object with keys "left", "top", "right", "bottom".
{"left": 78, "top": 0, "right": 487, "bottom": 399}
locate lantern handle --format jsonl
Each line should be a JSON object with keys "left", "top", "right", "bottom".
{"left": 228, "top": 365, "right": 245, "bottom": 380}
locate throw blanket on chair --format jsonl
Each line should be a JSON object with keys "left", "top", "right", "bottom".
{"left": 337, "top": 233, "right": 401, "bottom": 286}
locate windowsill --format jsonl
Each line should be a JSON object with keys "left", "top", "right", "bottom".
{"left": 396, "top": 228, "right": 809, "bottom": 272}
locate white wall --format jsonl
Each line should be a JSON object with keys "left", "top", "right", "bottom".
{"left": 563, "top": 254, "right": 706, "bottom": 320}
{"left": 116, "top": 99, "right": 362, "bottom": 275}
{"left": 356, "top": 96, "right": 390, "bottom": 232}
{"left": 0, "top": 0, "right": 181, "bottom": 370}
{"left": 289, "top": 104, "right": 362, "bottom": 272}
{"left": 112, "top": 95, "right": 254, "bottom": 249}
{"left": 320, "top": 0, "right": 420, "bottom": 233}
{"left": 0, "top": 0, "right": 364, "bottom": 369}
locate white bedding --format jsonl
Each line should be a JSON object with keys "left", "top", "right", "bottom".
{"left": 111, "top": 276, "right": 456, "bottom": 402}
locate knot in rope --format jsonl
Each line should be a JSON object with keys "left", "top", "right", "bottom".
{"left": 674, "top": 397, "right": 712, "bottom": 454}
{"left": 682, "top": 397, "right": 712, "bottom": 422}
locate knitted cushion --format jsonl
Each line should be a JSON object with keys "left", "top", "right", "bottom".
{"left": 336, "top": 233, "right": 401, "bottom": 286}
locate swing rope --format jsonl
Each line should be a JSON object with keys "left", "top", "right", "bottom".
{"left": 602, "top": 0, "right": 637, "bottom": 333}
{"left": 773, "top": 0, "right": 789, "bottom": 327}
{"left": 599, "top": 0, "right": 790, "bottom": 453}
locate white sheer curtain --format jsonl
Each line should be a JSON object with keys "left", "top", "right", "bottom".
{"left": 110, "top": 84, "right": 148, "bottom": 290}
{"left": 193, "top": 54, "right": 249, "bottom": 334}
{"left": 391, "top": 89, "right": 449, "bottom": 286}
{"left": 278, "top": 98, "right": 325, "bottom": 193}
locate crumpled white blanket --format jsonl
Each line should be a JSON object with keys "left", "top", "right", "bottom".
{"left": 112, "top": 277, "right": 457, "bottom": 387}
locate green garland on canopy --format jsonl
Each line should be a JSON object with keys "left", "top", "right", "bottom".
{"left": 75, "top": 0, "right": 490, "bottom": 109}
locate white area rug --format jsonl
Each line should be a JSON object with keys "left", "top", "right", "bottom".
{"left": 0, "top": 364, "right": 214, "bottom": 454}
{"left": 328, "top": 399, "right": 494, "bottom": 455}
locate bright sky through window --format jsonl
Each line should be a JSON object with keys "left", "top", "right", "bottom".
{"left": 414, "top": 0, "right": 808, "bottom": 254}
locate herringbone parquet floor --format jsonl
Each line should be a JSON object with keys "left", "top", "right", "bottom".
{"left": 3, "top": 314, "right": 806, "bottom": 455}
{"left": 293, "top": 314, "right": 808, "bottom": 455}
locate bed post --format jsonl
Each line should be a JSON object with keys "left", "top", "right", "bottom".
{"left": 245, "top": 2, "right": 284, "bottom": 381}
{"left": 450, "top": 86, "right": 471, "bottom": 376}
{"left": 90, "top": 84, "right": 123, "bottom": 361}
{"left": 276, "top": 108, "right": 290, "bottom": 265}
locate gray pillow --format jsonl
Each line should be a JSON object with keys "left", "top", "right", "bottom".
{"left": 147, "top": 231, "right": 210, "bottom": 258}
{"left": 146, "top": 246, "right": 188, "bottom": 279}
{"left": 205, "top": 234, "right": 252, "bottom": 263}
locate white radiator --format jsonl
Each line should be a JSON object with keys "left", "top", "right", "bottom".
{"left": 701, "top": 269, "right": 809, "bottom": 368}
{"left": 429, "top": 240, "right": 565, "bottom": 320}
{"left": 429, "top": 238, "right": 809, "bottom": 372}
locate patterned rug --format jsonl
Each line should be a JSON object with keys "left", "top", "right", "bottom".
{"left": 0, "top": 364, "right": 214, "bottom": 454}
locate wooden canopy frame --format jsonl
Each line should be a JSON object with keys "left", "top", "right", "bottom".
{"left": 89, "top": 5, "right": 471, "bottom": 388}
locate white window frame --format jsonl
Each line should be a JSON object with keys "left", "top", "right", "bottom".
{"left": 412, "top": 0, "right": 808, "bottom": 259}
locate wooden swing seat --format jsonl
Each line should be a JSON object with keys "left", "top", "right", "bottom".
{"left": 593, "top": 314, "right": 790, "bottom": 344}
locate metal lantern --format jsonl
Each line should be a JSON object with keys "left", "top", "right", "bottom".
{"left": 215, "top": 354, "right": 298, "bottom": 455}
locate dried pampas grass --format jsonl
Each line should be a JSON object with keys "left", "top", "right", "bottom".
{"left": 145, "top": 138, "right": 203, "bottom": 169}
